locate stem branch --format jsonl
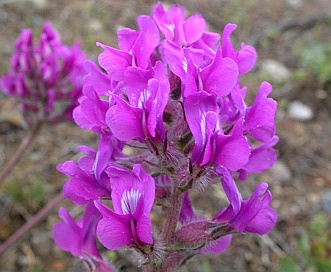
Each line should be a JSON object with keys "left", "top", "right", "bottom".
{"left": 0, "top": 192, "right": 63, "bottom": 255}
{"left": 0, "top": 121, "right": 43, "bottom": 186}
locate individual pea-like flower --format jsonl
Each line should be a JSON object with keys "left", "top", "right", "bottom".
{"left": 243, "top": 82, "right": 278, "bottom": 143}
{"left": 0, "top": 22, "right": 86, "bottom": 126}
{"left": 152, "top": 2, "right": 206, "bottom": 47}
{"left": 53, "top": 203, "right": 116, "bottom": 271}
{"left": 162, "top": 44, "right": 239, "bottom": 98}
{"left": 97, "top": 15, "right": 160, "bottom": 83}
{"left": 221, "top": 23, "right": 257, "bottom": 76}
{"left": 106, "top": 61, "right": 170, "bottom": 146}
{"left": 214, "top": 181, "right": 277, "bottom": 235}
{"left": 95, "top": 164, "right": 155, "bottom": 250}
{"left": 184, "top": 91, "right": 250, "bottom": 171}
{"left": 57, "top": 156, "right": 111, "bottom": 206}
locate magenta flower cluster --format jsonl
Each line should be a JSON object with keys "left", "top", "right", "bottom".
{"left": 0, "top": 22, "right": 86, "bottom": 126}
{"left": 53, "top": 3, "right": 278, "bottom": 271}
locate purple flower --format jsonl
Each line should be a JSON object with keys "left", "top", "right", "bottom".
{"left": 152, "top": 2, "right": 221, "bottom": 66}
{"left": 97, "top": 15, "right": 159, "bottom": 82}
{"left": 184, "top": 91, "right": 250, "bottom": 170}
{"left": 238, "top": 136, "right": 279, "bottom": 181}
{"left": 217, "top": 83, "right": 248, "bottom": 127}
{"left": 106, "top": 61, "right": 170, "bottom": 142}
{"left": 216, "top": 168, "right": 276, "bottom": 234}
{"left": 95, "top": 164, "right": 155, "bottom": 250}
{"left": 154, "top": 175, "right": 172, "bottom": 200}
{"left": 199, "top": 235, "right": 233, "bottom": 255}
{"left": 152, "top": 2, "right": 206, "bottom": 47}
{"left": 57, "top": 159, "right": 110, "bottom": 205}
{"left": 83, "top": 60, "right": 111, "bottom": 97}
{"left": 53, "top": 203, "right": 115, "bottom": 271}
{"left": 0, "top": 22, "right": 86, "bottom": 126}
{"left": 199, "top": 48, "right": 238, "bottom": 97}
{"left": 72, "top": 73, "right": 123, "bottom": 182}
{"left": 215, "top": 182, "right": 277, "bottom": 235}
{"left": 221, "top": 24, "right": 257, "bottom": 75}
{"left": 243, "top": 82, "right": 278, "bottom": 143}
{"left": 73, "top": 86, "right": 109, "bottom": 131}
{"left": 162, "top": 43, "right": 238, "bottom": 98}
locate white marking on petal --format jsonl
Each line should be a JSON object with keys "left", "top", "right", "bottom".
{"left": 215, "top": 117, "right": 221, "bottom": 133}
{"left": 200, "top": 112, "right": 206, "bottom": 145}
{"left": 121, "top": 188, "right": 142, "bottom": 214}
{"left": 138, "top": 89, "right": 151, "bottom": 109}
{"left": 182, "top": 57, "right": 188, "bottom": 73}
{"left": 165, "top": 24, "right": 175, "bottom": 35}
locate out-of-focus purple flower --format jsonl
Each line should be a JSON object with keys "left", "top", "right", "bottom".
{"left": 215, "top": 182, "right": 277, "bottom": 235}
{"left": 0, "top": 22, "right": 86, "bottom": 126}
{"left": 53, "top": 203, "right": 115, "bottom": 271}
{"left": 53, "top": 204, "right": 100, "bottom": 257}
{"left": 95, "top": 164, "right": 155, "bottom": 250}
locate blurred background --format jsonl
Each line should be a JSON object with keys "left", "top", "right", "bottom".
{"left": 0, "top": 0, "right": 330, "bottom": 271}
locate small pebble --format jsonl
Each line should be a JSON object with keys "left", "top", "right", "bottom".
{"left": 321, "top": 190, "right": 331, "bottom": 213}
{"left": 30, "top": 0, "right": 48, "bottom": 10}
{"left": 260, "top": 59, "right": 292, "bottom": 83}
{"left": 269, "top": 161, "right": 292, "bottom": 184}
{"left": 288, "top": 101, "right": 313, "bottom": 121}
{"left": 31, "top": 230, "right": 53, "bottom": 257}
{"left": 285, "top": 0, "right": 303, "bottom": 8}
{"left": 17, "top": 255, "right": 30, "bottom": 268}
{"left": 88, "top": 19, "right": 103, "bottom": 33}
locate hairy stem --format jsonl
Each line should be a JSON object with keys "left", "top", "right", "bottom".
{"left": 161, "top": 187, "right": 182, "bottom": 245}
{"left": 0, "top": 121, "right": 43, "bottom": 186}
{"left": 0, "top": 192, "right": 63, "bottom": 255}
{"left": 156, "top": 180, "right": 183, "bottom": 272}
